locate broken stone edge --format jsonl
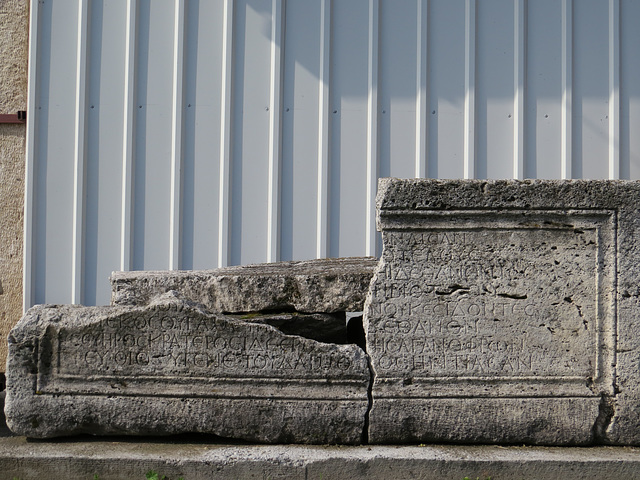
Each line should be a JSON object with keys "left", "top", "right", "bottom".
{"left": 110, "top": 257, "right": 378, "bottom": 314}
{"left": 5, "top": 296, "right": 370, "bottom": 444}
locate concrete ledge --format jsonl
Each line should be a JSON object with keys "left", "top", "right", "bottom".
{"left": 1, "top": 437, "right": 640, "bottom": 479}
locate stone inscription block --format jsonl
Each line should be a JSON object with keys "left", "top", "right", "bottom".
{"left": 369, "top": 213, "right": 615, "bottom": 397}
{"left": 110, "top": 257, "right": 378, "bottom": 314}
{"left": 6, "top": 293, "right": 370, "bottom": 443}
{"left": 366, "top": 179, "right": 640, "bottom": 445}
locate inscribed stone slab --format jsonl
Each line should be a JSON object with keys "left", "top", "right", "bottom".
{"left": 5, "top": 293, "right": 370, "bottom": 443}
{"left": 110, "top": 257, "right": 378, "bottom": 314}
{"left": 365, "top": 179, "right": 640, "bottom": 445}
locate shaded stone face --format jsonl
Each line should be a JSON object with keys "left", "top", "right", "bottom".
{"left": 5, "top": 294, "right": 370, "bottom": 443}
{"left": 227, "top": 312, "right": 351, "bottom": 345}
{"left": 365, "top": 179, "right": 639, "bottom": 445}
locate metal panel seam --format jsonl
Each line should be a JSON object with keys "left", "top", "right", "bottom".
{"left": 464, "top": 0, "right": 476, "bottom": 179}
{"left": 316, "top": 0, "right": 331, "bottom": 259}
{"left": 267, "top": 0, "right": 285, "bottom": 263}
{"left": 23, "top": 0, "right": 42, "bottom": 311}
{"left": 561, "top": 0, "right": 573, "bottom": 180}
{"left": 218, "top": 0, "right": 234, "bottom": 268}
{"left": 366, "top": 0, "right": 380, "bottom": 256}
{"left": 415, "top": 0, "right": 429, "bottom": 179}
{"left": 72, "top": 0, "right": 90, "bottom": 304}
{"left": 609, "top": 0, "right": 620, "bottom": 180}
{"left": 121, "top": 0, "right": 138, "bottom": 271}
{"left": 513, "top": 0, "right": 526, "bottom": 180}
{"left": 170, "top": 0, "right": 187, "bottom": 269}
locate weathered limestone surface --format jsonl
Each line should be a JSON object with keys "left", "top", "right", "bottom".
{"left": 111, "top": 257, "right": 378, "bottom": 314}
{"left": 365, "top": 178, "right": 640, "bottom": 445}
{"left": 5, "top": 293, "right": 370, "bottom": 443}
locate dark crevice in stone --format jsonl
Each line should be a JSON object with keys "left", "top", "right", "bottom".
{"left": 593, "top": 394, "right": 615, "bottom": 443}
{"left": 362, "top": 355, "right": 374, "bottom": 445}
{"left": 435, "top": 285, "right": 469, "bottom": 295}
{"left": 346, "top": 314, "right": 366, "bottom": 352}
{"left": 497, "top": 292, "right": 528, "bottom": 300}
{"left": 228, "top": 312, "right": 349, "bottom": 345}
{"left": 223, "top": 305, "right": 299, "bottom": 316}
{"left": 226, "top": 311, "right": 370, "bottom": 350}
{"left": 25, "top": 431, "right": 248, "bottom": 445}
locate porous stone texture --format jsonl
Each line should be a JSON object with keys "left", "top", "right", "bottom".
{"left": 5, "top": 293, "right": 370, "bottom": 443}
{"left": 0, "top": 0, "right": 28, "bottom": 372}
{"left": 110, "top": 257, "right": 378, "bottom": 313}
{"left": 365, "top": 178, "right": 640, "bottom": 445}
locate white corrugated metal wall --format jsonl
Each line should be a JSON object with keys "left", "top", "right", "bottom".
{"left": 23, "top": 0, "right": 640, "bottom": 309}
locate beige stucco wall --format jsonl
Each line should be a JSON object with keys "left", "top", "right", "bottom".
{"left": 0, "top": 0, "right": 29, "bottom": 372}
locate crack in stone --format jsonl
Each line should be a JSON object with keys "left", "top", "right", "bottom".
{"left": 497, "top": 292, "right": 528, "bottom": 300}
{"left": 362, "top": 356, "right": 374, "bottom": 444}
{"left": 592, "top": 394, "right": 615, "bottom": 443}
{"left": 435, "top": 285, "right": 470, "bottom": 295}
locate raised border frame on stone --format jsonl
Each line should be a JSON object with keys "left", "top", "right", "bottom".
{"left": 365, "top": 179, "right": 640, "bottom": 445}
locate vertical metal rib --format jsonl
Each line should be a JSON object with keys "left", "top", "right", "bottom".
{"left": 365, "top": 0, "right": 380, "bottom": 257}
{"left": 72, "top": 0, "right": 90, "bottom": 304}
{"left": 608, "top": 0, "right": 620, "bottom": 179}
{"left": 513, "top": 0, "right": 526, "bottom": 180}
{"left": 121, "top": 0, "right": 138, "bottom": 270}
{"left": 218, "top": 0, "right": 234, "bottom": 267}
{"left": 415, "top": 0, "right": 429, "bottom": 179}
{"left": 267, "top": 0, "right": 285, "bottom": 263}
{"left": 464, "top": 0, "right": 476, "bottom": 179}
{"left": 561, "top": 0, "right": 573, "bottom": 180}
{"left": 23, "top": 0, "right": 42, "bottom": 311}
{"left": 169, "top": 0, "right": 186, "bottom": 269}
{"left": 316, "top": 0, "right": 331, "bottom": 259}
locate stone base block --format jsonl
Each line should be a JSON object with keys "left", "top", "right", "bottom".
{"left": 368, "top": 397, "right": 600, "bottom": 445}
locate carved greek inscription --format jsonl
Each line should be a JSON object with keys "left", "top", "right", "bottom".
{"left": 53, "top": 305, "right": 356, "bottom": 380}
{"left": 369, "top": 226, "right": 600, "bottom": 380}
